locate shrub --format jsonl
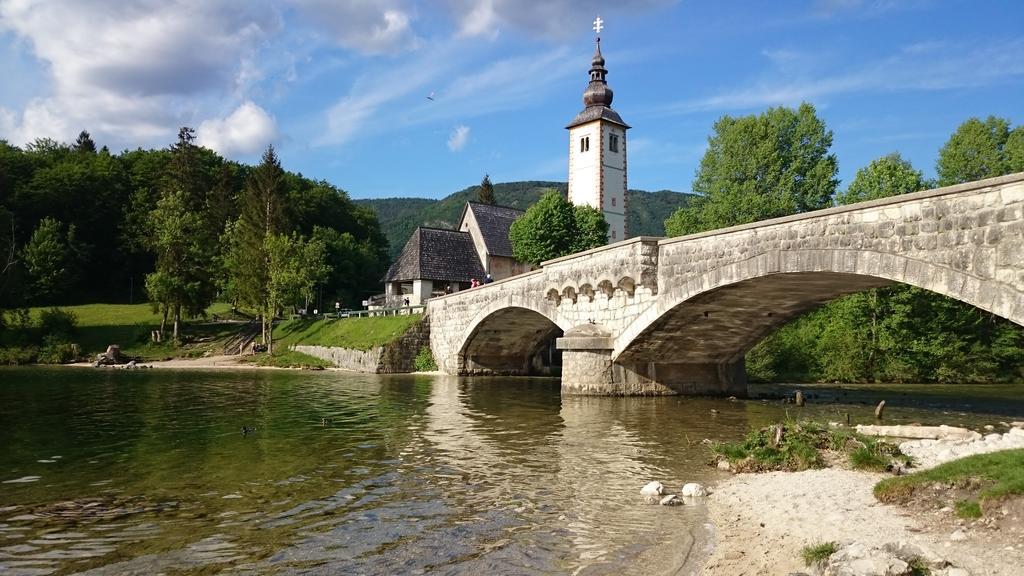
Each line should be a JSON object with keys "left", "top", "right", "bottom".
{"left": 37, "top": 337, "right": 79, "bottom": 364}
{"left": 0, "top": 346, "right": 38, "bottom": 365}
{"left": 39, "top": 307, "right": 78, "bottom": 340}
{"left": 413, "top": 346, "right": 437, "bottom": 372}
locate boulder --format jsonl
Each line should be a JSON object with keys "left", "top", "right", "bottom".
{"left": 681, "top": 482, "right": 708, "bottom": 497}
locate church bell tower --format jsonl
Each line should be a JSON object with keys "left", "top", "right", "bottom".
{"left": 567, "top": 18, "right": 629, "bottom": 243}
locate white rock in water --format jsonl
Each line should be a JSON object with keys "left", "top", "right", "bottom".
{"left": 659, "top": 494, "right": 683, "bottom": 506}
{"left": 681, "top": 482, "right": 708, "bottom": 497}
{"left": 640, "top": 481, "right": 664, "bottom": 496}
{"left": 640, "top": 481, "right": 665, "bottom": 504}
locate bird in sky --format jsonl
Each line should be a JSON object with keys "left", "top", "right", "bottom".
{"left": 426, "top": 91, "right": 435, "bottom": 101}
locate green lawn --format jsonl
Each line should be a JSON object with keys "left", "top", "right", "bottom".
{"left": 272, "top": 314, "right": 422, "bottom": 351}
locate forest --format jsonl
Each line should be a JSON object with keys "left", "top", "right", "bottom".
{"left": 0, "top": 129, "right": 390, "bottom": 331}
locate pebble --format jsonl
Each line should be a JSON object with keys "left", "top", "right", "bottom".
{"left": 950, "top": 529, "right": 967, "bottom": 541}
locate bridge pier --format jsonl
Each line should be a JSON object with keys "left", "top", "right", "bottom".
{"left": 557, "top": 325, "right": 747, "bottom": 396}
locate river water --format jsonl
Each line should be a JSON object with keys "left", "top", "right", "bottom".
{"left": 2, "top": 368, "right": 1023, "bottom": 576}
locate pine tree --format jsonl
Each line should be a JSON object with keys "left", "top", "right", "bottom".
{"left": 478, "top": 174, "right": 496, "bottom": 205}
{"left": 73, "top": 131, "right": 97, "bottom": 154}
{"left": 229, "top": 145, "right": 289, "bottom": 346}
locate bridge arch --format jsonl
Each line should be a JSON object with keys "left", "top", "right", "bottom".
{"left": 456, "top": 297, "right": 569, "bottom": 376}
{"left": 613, "top": 248, "right": 1024, "bottom": 367}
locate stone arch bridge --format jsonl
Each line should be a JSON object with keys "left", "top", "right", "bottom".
{"left": 426, "top": 173, "right": 1024, "bottom": 396}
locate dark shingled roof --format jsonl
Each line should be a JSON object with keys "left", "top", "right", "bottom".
{"left": 382, "top": 227, "right": 486, "bottom": 283}
{"left": 464, "top": 202, "right": 524, "bottom": 258}
{"left": 566, "top": 106, "right": 629, "bottom": 129}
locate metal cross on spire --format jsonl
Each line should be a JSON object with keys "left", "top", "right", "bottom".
{"left": 592, "top": 16, "right": 604, "bottom": 35}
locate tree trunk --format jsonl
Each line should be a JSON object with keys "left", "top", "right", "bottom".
{"left": 172, "top": 304, "right": 181, "bottom": 341}
{"left": 160, "top": 305, "right": 168, "bottom": 335}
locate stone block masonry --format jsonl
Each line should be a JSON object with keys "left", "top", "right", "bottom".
{"left": 428, "top": 173, "right": 1024, "bottom": 396}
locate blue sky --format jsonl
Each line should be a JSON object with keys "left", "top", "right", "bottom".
{"left": 1, "top": 1, "right": 1022, "bottom": 199}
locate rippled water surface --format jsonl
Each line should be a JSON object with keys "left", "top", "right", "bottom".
{"left": 1, "top": 368, "right": 1022, "bottom": 575}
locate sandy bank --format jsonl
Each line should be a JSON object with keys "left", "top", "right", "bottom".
{"left": 701, "top": 466, "right": 1022, "bottom": 575}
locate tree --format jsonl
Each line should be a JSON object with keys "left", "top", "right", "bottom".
{"left": 21, "top": 217, "right": 82, "bottom": 302}
{"left": 144, "top": 189, "right": 216, "bottom": 340}
{"left": 837, "top": 153, "right": 925, "bottom": 205}
{"left": 510, "top": 190, "right": 578, "bottom": 265}
{"left": 264, "top": 232, "right": 329, "bottom": 353}
{"left": 74, "top": 131, "right": 97, "bottom": 154}
{"left": 665, "top": 103, "right": 838, "bottom": 236}
{"left": 509, "top": 191, "right": 609, "bottom": 265}
{"left": 936, "top": 116, "right": 1022, "bottom": 185}
{"left": 227, "top": 145, "right": 289, "bottom": 345}
{"left": 478, "top": 174, "right": 496, "bottom": 205}
{"left": 572, "top": 205, "right": 609, "bottom": 252}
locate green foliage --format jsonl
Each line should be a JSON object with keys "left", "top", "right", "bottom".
{"left": 509, "top": 190, "right": 578, "bottom": 265}
{"left": 1, "top": 131, "right": 387, "bottom": 315}
{"left": 38, "top": 307, "right": 77, "bottom": 340}
{"left": 21, "top": 217, "right": 82, "bottom": 302}
{"left": 875, "top": 449, "right": 1024, "bottom": 508}
{"left": 837, "top": 153, "right": 926, "bottom": 204}
{"left": 712, "top": 420, "right": 906, "bottom": 473}
{"left": 572, "top": 204, "right": 610, "bottom": 251}
{"left": 665, "top": 103, "right": 837, "bottom": 236}
{"left": 477, "top": 174, "right": 496, "bottom": 205}
{"left": 955, "top": 499, "right": 983, "bottom": 519}
{"left": 413, "top": 345, "right": 437, "bottom": 372}
{"left": 800, "top": 541, "right": 837, "bottom": 567}
{"left": 936, "top": 116, "right": 1024, "bottom": 185}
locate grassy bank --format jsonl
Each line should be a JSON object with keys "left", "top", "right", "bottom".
{"left": 271, "top": 314, "right": 422, "bottom": 351}
{"left": 874, "top": 449, "right": 1024, "bottom": 515}
{"left": 2, "top": 302, "right": 237, "bottom": 363}
{"left": 240, "top": 313, "right": 424, "bottom": 369}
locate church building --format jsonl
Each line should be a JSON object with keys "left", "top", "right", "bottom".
{"left": 379, "top": 23, "right": 630, "bottom": 306}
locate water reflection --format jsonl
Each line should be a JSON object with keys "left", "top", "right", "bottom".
{"left": 1, "top": 368, "right": 1022, "bottom": 575}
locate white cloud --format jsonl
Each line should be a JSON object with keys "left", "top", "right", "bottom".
{"left": 197, "top": 101, "right": 277, "bottom": 157}
{"left": 447, "top": 125, "right": 470, "bottom": 151}
{"left": 0, "top": 0, "right": 280, "bottom": 148}
{"left": 288, "top": 0, "right": 420, "bottom": 54}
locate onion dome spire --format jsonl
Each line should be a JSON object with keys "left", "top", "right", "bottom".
{"left": 582, "top": 38, "right": 614, "bottom": 108}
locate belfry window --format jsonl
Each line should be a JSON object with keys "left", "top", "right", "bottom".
{"left": 609, "top": 133, "right": 619, "bottom": 153}
{"left": 611, "top": 197, "right": 616, "bottom": 207}
{"left": 580, "top": 136, "right": 590, "bottom": 153}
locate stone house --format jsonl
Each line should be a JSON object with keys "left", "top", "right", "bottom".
{"left": 381, "top": 202, "right": 531, "bottom": 306}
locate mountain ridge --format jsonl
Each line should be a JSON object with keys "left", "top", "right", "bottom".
{"left": 356, "top": 181, "right": 694, "bottom": 259}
